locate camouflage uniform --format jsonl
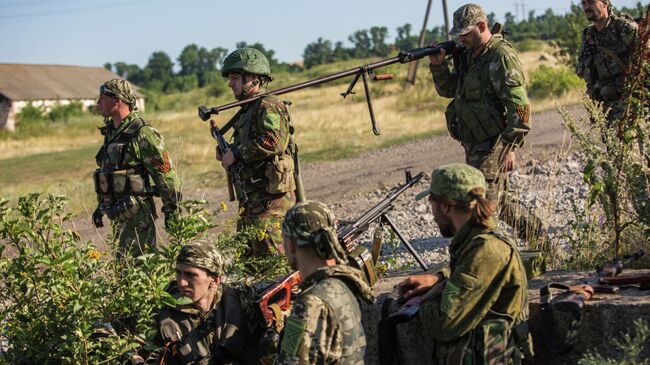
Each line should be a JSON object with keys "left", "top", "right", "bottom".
{"left": 276, "top": 201, "right": 374, "bottom": 365}
{"left": 430, "top": 4, "right": 544, "bottom": 242}
{"left": 415, "top": 164, "right": 531, "bottom": 365}
{"left": 221, "top": 48, "right": 297, "bottom": 257}
{"left": 146, "top": 242, "right": 260, "bottom": 365}
{"left": 576, "top": 12, "right": 638, "bottom": 122}
{"left": 93, "top": 79, "right": 180, "bottom": 256}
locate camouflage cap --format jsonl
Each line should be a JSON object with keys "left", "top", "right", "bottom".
{"left": 176, "top": 241, "right": 224, "bottom": 276}
{"left": 100, "top": 79, "right": 138, "bottom": 111}
{"left": 415, "top": 163, "right": 487, "bottom": 202}
{"left": 282, "top": 201, "right": 347, "bottom": 263}
{"left": 449, "top": 3, "right": 488, "bottom": 36}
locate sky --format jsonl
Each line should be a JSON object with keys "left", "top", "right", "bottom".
{"left": 0, "top": 0, "right": 646, "bottom": 68}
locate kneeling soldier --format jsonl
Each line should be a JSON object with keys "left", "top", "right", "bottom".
{"left": 398, "top": 164, "right": 532, "bottom": 365}
{"left": 275, "top": 201, "right": 374, "bottom": 365}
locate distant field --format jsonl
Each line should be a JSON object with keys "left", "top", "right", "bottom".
{"left": 0, "top": 44, "right": 583, "bottom": 216}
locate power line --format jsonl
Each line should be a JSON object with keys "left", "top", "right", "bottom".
{"left": 0, "top": 0, "right": 159, "bottom": 20}
{"left": 0, "top": 0, "right": 92, "bottom": 9}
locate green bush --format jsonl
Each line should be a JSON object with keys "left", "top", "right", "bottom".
{"left": 48, "top": 101, "right": 85, "bottom": 122}
{"left": 529, "top": 65, "right": 584, "bottom": 98}
{"left": 514, "top": 39, "right": 545, "bottom": 52}
{"left": 15, "top": 102, "right": 45, "bottom": 123}
{"left": 578, "top": 320, "right": 649, "bottom": 365}
{"left": 0, "top": 194, "right": 289, "bottom": 363}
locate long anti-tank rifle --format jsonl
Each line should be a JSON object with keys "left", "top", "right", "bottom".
{"left": 198, "top": 40, "right": 460, "bottom": 136}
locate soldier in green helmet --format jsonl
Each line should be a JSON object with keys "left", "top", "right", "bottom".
{"left": 428, "top": 3, "right": 546, "bottom": 244}
{"left": 576, "top": 0, "right": 639, "bottom": 123}
{"left": 93, "top": 79, "right": 180, "bottom": 256}
{"left": 275, "top": 201, "right": 374, "bottom": 365}
{"left": 217, "top": 48, "right": 298, "bottom": 257}
{"left": 398, "top": 163, "right": 532, "bottom": 365}
{"left": 136, "top": 241, "right": 262, "bottom": 365}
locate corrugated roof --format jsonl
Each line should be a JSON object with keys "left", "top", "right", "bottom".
{"left": 0, "top": 63, "right": 144, "bottom": 101}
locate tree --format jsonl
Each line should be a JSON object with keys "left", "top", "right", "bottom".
{"left": 103, "top": 62, "right": 112, "bottom": 72}
{"left": 369, "top": 26, "right": 390, "bottom": 57}
{"left": 178, "top": 43, "right": 200, "bottom": 76}
{"left": 145, "top": 51, "right": 174, "bottom": 85}
{"left": 555, "top": 4, "right": 590, "bottom": 66}
{"left": 348, "top": 30, "right": 372, "bottom": 58}
{"left": 395, "top": 23, "right": 417, "bottom": 50}
{"left": 303, "top": 37, "right": 333, "bottom": 69}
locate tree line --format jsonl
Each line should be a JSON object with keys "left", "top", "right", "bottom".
{"left": 105, "top": 2, "right": 646, "bottom": 92}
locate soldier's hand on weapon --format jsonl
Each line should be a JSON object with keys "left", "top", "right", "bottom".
{"left": 398, "top": 273, "right": 442, "bottom": 299}
{"left": 216, "top": 145, "right": 223, "bottom": 161}
{"left": 92, "top": 207, "right": 104, "bottom": 228}
{"left": 427, "top": 41, "right": 446, "bottom": 65}
{"left": 499, "top": 145, "right": 516, "bottom": 172}
{"left": 130, "top": 354, "right": 145, "bottom": 365}
{"left": 221, "top": 148, "right": 236, "bottom": 169}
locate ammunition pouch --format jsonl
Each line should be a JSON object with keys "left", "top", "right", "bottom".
{"left": 347, "top": 246, "right": 378, "bottom": 286}
{"left": 444, "top": 100, "right": 462, "bottom": 141}
{"left": 104, "top": 196, "right": 140, "bottom": 223}
{"left": 520, "top": 250, "right": 546, "bottom": 280}
{"left": 94, "top": 168, "right": 153, "bottom": 205}
{"left": 264, "top": 154, "right": 295, "bottom": 195}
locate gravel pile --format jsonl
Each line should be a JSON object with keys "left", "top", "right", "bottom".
{"left": 329, "top": 152, "right": 589, "bottom": 273}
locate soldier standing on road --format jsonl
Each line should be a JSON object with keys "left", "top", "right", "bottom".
{"left": 576, "top": 0, "right": 639, "bottom": 123}
{"left": 429, "top": 4, "right": 546, "bottom": 243}
{"left": 398, "top": 164, "right": 532, "bottom": 365}
{"left": 92, "top": 79, "right": 180, "bottom": 256}
{"left": 275, "top": 201, "right": 373, "bottom": 365}
{"left": 217, "top": 48, "right": 298, "bottom": 257}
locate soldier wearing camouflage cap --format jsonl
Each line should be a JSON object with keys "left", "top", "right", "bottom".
{"left": 577, "top": 0, "right": 639, "bottom": 123}
{"left": 217, "top": 48, "right": 299, "bottom": 258}
{"left": 275, "top": 201, "right": 373, "bottom": 365}
{"left": 93, "top": 79, "right": 180, "bottom": 257}
{"left": 398, "top": 164, "right": 532, "bottom": 364}
{"left": 429, "top": 4, "right": 546, "bottom": 244}
{"left": 139, "top": 241, "right": 260, "bottom": 365}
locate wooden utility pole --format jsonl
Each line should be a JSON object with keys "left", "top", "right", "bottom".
{"left": 404, "top": 0, "right": 433, "bottom": 87}
{"left": 442, "top": 0, "right": 450, "bottom": 40}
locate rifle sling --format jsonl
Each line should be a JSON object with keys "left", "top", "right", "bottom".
{"left": 597, "top": 45, "right": 627, "bottom": 71}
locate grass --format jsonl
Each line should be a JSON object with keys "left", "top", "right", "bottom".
{"left": 0, "top": 45, "right": 585, "bottom": 216}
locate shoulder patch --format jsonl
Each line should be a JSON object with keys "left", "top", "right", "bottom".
{"left": 281, "top": 316, "right": 306, "bottom": 356}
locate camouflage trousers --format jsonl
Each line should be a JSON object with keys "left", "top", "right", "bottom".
{"left": 464, "top": 138, "right": 545, "bottom": 243}
{"left": 114, "top": 198, "right": 158, "bottom": 257}
{"left": 238, "top": 191, "right": 294, "bottom": 257}
{"left": 435, "top": 319, "right": 519, "bottom": 365}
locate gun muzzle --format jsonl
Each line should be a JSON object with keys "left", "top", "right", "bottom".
{"left": 198, "top": 105, "right": 213, "bottom": 121}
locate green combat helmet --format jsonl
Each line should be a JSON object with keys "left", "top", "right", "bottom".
{"left": 221, "top": 47, "right": 272, "bottom": 79}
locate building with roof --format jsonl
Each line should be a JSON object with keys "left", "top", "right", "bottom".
{"left": 0, "top": 64, "right": 145, "bottom": 131}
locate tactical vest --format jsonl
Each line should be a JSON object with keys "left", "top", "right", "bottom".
{"left": 447, "top": 35, "right": 511, "bottom": 144}
{"left": 231, "top": 97, "right": 296, "bottom": 200}
{"left": 439, "top": 229, "right": 532, "bottom": 365}
{"left": 94, "top": 117, "right": 156, "bottom": 208}
{"left": 304, "top": 276, "right": 367, "bottom": 364}
{"left": 580, "top": 15, "right": 636, "bottom": 102}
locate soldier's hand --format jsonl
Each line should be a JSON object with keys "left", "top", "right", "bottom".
{"left": 499, "top": 145, "right": 516, "bottom": 172}
{"left": 428, "top": 41, "right": 446, "bottom": 65}
{"left": 92, "top": 208, "right": 104, "bottom": 228}
{"left": 398, "top": 273, "right": 440, "bottom": 299}
{"left": 216, "top": 146, "right": 222, "bottom": 161}
{"left": 221, "top": 149, "right": 236, "bottom": 169}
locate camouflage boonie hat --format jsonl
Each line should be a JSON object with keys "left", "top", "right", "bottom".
{"left": 176, "top": 241, "right": 224, "bottom": 276}
{"left": 100, "top": 79, "right": 138, "bottom": 111}
{"left": 282, "top": 201, "right": 347, "bottom": 262}
{"left": 450, "top": 3, "right": 488, "bottom": 36}
{"left": 221, "top": 48, "right": 272, "bottom": 78}
{"left": 416, "top": 163, "right": 487, "bottom": 202}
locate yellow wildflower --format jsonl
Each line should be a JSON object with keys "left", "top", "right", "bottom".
{"left": 87, "top": 250, "right": 101, "bottom": 260}
{"left": 220, "top": 201, "right": 228, "bottom": 212}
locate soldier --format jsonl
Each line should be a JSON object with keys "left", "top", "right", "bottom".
{"left": 92, "top": 79, "right": 180, "bottom": 256}
{"left": 217, "top": 48, "right": 297, "bottom": 257}
{"left": 275, "top": 201, "right": 374, "bottom": 365}
{"left": 138, "top": 241, "right": 261, "bottom": 365}
{"left": 398, "top": 163, "right": 531, "bottom": 364}
{"left": 429, "top": 4, "right": 545, "bottom": 243}
{"left": 576, "top": 0, "right": 638, "bottom": 123}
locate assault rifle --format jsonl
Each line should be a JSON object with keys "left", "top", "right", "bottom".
{"left": 257, "top": 169, "right": 429, "bottom": 328}
{"left": 198, "top": 41, "right": 460, "bottom": 136}
{"left": 210, "top": 120, "right": 247, "bottom": 202}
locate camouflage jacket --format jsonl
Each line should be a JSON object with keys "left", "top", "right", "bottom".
{"left": 420, "top": 218, "right": 529, "bottom": 364}
{"left": 95, "top": 112, "right": 179, "bottom": 214}
{"left": 275, "top": 265, "right": 374, "bottom": 365}
{"left": 229, "top": 94, "right": 295, "bottom": 202}
{"left": 146, "top": 282, "right": 258, "bottom": 365}
{"left": 576, "top": 14, "right": 638, "bottom": 103}
{"left": 430, "top": 34, "right": 531, "bottom": 147}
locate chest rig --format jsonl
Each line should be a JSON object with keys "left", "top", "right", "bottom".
{"left": 447, "top": 36, "right": 510, "bottom": 145}
{"left": 94, "top": 117, "right": 156, "bottom": 209}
